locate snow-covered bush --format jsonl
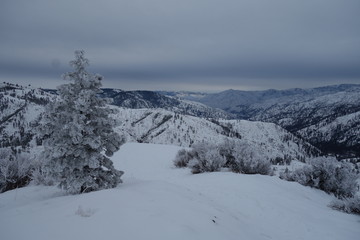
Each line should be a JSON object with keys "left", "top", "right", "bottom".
{"left": 280, "top": 157, "right": 358, "bottom": 198}
{"left": 280, "top": 165, "right": 313, "bottom": 186}
{"left": 0, "top": 148, "right": 32, "bottom": 192}
{"left": 188, "top": 142, "right": 226, "bottom": 174}
{"left": 226, "top": 143, "right": 272, "bottom": 175}
{"left": 174, "top": 149, "right": 193, "bottom": 168}
{"left": 330, "top": 196, "right": 360, "bottom": 215}
{"left": 174, "top": 140, "right": 272, "bottom": 175}
{"left": 38, "top": 51, "right": 125, "bottom": 194}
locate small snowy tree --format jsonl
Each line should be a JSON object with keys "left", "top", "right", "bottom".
{"left": 39, "top": 50, "right": 125, "bottom": 194}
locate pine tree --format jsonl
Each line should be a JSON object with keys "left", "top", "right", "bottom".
{"left": 39, "top": 50, "right": 125, "bottom": 194}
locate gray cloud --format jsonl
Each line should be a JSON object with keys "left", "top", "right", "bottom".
{"left": 1, "top": 0, "right": 359, "bottom": 91}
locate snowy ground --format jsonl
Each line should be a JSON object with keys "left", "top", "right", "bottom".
{"left": 0, "top": 143, "right": 359, "bottom": 240}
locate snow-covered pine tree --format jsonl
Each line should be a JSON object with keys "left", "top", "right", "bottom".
{"left": 39, "top": 50, "right": 125, "bottom": 194}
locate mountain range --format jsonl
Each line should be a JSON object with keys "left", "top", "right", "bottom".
{"left": 164, "top": 84, "right": 360, "bottom": 159}
{"left": 1, "top": 82, "right": 319, "bottom": 164}
{"left": 1, "top": 82, "right": 359, "bottom": 160}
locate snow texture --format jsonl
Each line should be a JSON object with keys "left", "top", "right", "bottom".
{"left": 0, "top": 143, "right": 359, "bottom": 240}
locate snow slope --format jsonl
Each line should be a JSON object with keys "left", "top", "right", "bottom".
{"left": 0, "top": 143, "right": 359, "bottom": 240}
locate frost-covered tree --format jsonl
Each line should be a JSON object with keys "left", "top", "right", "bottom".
{"left": 39, "top": 50, "right": 125, "bottom": 194}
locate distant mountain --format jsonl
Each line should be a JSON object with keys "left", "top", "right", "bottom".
{"left": 157, "top": 91, "right": 209, "bottom": 101}
{"left": 179, "top": 84, "right": 360, "bottom": 158}
{"left": 115, "top": 108, "right": 320, "bottom": 162}
{"left": 101, "top": 89, "right": 179, "bottom": 108}
{"left": 44, "top": 88, "right": 232, "bottom": 120}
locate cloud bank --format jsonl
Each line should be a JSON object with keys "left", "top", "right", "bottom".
{"left": 1, "top": 0, "right": 359, "bottom": 91}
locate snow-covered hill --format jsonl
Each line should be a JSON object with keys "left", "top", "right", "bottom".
{"left": 115, "top": 108, "right": 319, "bottom": 161}
{"left": 0, "top": 143, "right": 359, "bottom": 240}
{"left": 0, "top": 83, "right": 53, "bottom": 150}
{"left": 179, "top": 84, "right": 360, "bottom": 158}
{"left": 299, "top": 111, "right": 360, "bottom": 157}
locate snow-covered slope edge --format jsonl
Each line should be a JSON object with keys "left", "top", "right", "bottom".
{"left": 115, "top": 108, "right": 319, "bottom": 161}
{"left": 0, "top": 143, "right": 358, "bottom": 240}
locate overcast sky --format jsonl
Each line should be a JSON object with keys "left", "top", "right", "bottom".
{"left": 1, "top": 0, "right": 359, "bottom": 92}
